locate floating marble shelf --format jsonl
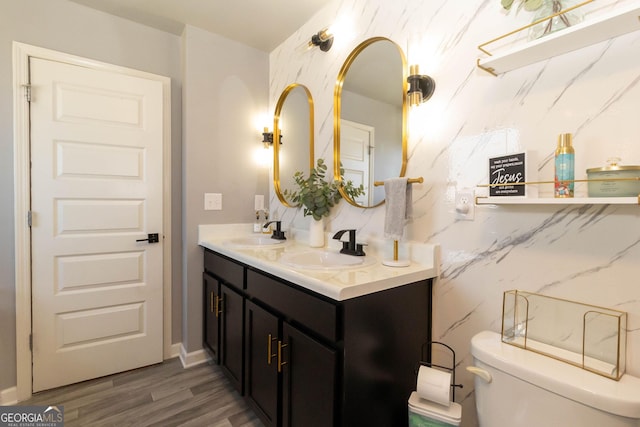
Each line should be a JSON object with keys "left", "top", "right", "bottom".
{"left": 476, "top": 196, "right": 639, "bottom": 205}
{"left": 477, "top": 2, "right": 640, "bottom": 75}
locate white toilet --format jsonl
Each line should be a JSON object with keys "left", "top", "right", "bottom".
{"left": 468, "top": 331, "right": 640, "bottom": 426}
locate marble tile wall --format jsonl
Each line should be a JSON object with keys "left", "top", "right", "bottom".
{"left": 269, "top": 0, "right": 640, "bottom": 424}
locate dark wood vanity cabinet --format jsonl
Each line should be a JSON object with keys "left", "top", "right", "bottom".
{"left": 203, "top": 248, "right": 432, "bottom": 427}
{"left": 281, "top": 321, "right": 337, "bottom": 427}
{"left": 202, "top": 272, "right": 220, "bottom": 364}
{"left": 203, "top": 251, "right": 245, "bottom": 393}
{"left": 219, "top": 283, "right": 244, "bottom": 393}
{"left": 245, "top": 270, "right": 338, "bottom": 427}
{"left": 244, "top": 301, "right": 279, "bottom": 426}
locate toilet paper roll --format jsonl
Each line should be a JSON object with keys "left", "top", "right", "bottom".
{"left": 416, "top": 366, "right": 452, "bottom": 407}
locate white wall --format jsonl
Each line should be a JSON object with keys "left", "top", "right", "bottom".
{"left": 270, "top": 1, "right": 640, "bottom": 425}
{"left": 181, "top": 25, "right": 269, "bottom": 353}
{"left": 1, "top": 0, "right": 270, "bottom": 396}
{"left": 0, "top": 0, "right": 182, "bottom": 393}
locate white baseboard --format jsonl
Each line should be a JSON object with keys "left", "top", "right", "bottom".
{"left": 179, "top": 344, "right": 211, "bottom": 368}
{"left": 168, "top": 342, "right": 182, "bottom": 359}
{"left": 0, "top": 387, "right": 17, "bottom": 406}
{"left": 2, "top": 343, "right": 189, "bottom": 406}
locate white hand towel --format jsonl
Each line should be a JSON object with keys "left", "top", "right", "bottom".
{"left": 384, "top": 177, "right": 412, "bottom": 240}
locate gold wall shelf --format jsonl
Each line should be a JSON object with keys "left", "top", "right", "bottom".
{"left": 477, "top": 2, "right": 640, "bottom": 76}
{"left": 476, "top": 196, "right": 639, "bottom": 205}
{"left": 475, "top": 176, "right": 640, "bottom": 205}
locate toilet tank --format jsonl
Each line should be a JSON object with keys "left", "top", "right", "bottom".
{"left": 469, "top": 331, "right": 640, "bottom": 427}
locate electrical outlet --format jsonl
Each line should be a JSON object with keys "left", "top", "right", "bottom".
{"left": 455, "top": 189, "right": 475, "bottom": 220}
{"left": 204, "top": 193, "right": 222, "bottom": 211}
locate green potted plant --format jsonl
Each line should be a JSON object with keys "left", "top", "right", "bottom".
{"left": 284, "top": 158, "right": 364, "bottom": 246}
{"left": 501, "top": 0, "right": 583, "bottom": 40}
{"left": 501, "top": 0, "right": 544, "bottom": 12}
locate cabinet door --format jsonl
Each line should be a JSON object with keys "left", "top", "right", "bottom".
{"left": 245, "top": 301, "right": 279, "bottom": 427}
{"left": 220, "top": 283, "right": 244, "bottom": 393}
{"left": 203, "top": 272, "right": 220, "bottom": 364}
{"left": 282, "top": 322, "right": 336, "bottom": 427}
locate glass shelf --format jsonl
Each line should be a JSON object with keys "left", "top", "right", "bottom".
{"left": 477, "top": 2, "right": 640, "bottom": 75}
{"left": 502, "top": 290, "right": 627, "bottom": 380}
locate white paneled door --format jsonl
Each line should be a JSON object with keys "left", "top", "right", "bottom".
{"left": 340, "top": 120, "right": 374, "bottom": 206}
{"left": 30, "top": 57, "right": 164, "bottom": 392}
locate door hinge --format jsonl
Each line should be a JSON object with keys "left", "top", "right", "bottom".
{"left": 27, "top": 211, "right": 32, "bottom": 228}
{"left": 29, "top": 334, "right": 33, "bottom": 351}
{"left": 22, "top": 84, "right": 31, "bottom": 102}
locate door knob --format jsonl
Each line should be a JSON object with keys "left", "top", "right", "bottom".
{"left": 136, "top": 233, "right": 159, "bottom": 243}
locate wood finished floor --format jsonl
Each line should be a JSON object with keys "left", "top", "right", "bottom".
{"left": 18, "top": 358, "right": 263, "bottom": 427}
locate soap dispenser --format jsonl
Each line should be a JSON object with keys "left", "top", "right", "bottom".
{"left": 253, "top": 211, "right": 262, "bottom": 233}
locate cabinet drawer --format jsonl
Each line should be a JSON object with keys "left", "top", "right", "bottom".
{"left": 204, "top": 250, "right": 244, "bottom": 287}
{"left": 246, "top": 269, "right": 338, "bottom": 342}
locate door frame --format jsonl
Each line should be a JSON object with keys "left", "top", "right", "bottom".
{"left": 13, "top": 42, "right": 173, "bottom": 401}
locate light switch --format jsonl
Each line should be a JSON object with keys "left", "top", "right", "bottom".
{"left": 204, "top": 193, "right": 222, "bottom": 211}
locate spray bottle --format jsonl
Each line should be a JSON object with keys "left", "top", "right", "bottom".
{"left": 554, "top": 133, "right": 575, "bottom": 198}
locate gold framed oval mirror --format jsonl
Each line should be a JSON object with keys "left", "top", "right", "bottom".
{"left": 273, "top": 83, "right": 314, "bottom": 207}
{"left": 333, "top": 37, "right": 407, "bottom": 207}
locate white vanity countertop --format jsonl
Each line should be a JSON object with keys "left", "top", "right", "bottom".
{"left": 198, "top": 224, "right": 439, "bottom": 301}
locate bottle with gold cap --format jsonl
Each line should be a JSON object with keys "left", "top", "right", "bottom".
{"left": 554, "top": 133, "right": 575, "bottom": 198}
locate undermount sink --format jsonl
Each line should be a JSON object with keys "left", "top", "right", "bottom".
{"left": 224, "top": 235, "right": 286, "bottom": 248}
{"left": 278, "top": 250, "right": 375, "bottom": 271}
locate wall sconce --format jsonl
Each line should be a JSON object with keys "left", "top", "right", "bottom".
{"left": 309, "top": 28, "right": 334, "bottom": 52}
{"left": 262, "top": 127, "right": 272, "bottom": 148}
{"left": 262, "top": 127, "right": 282, "bottom": 148}
{"left": 407, "top": 65, "right": 436, "bottom": 107}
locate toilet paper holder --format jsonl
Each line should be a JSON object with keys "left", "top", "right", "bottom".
{"left": 416, "top": 341, "right": 463, "bottom": 402}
